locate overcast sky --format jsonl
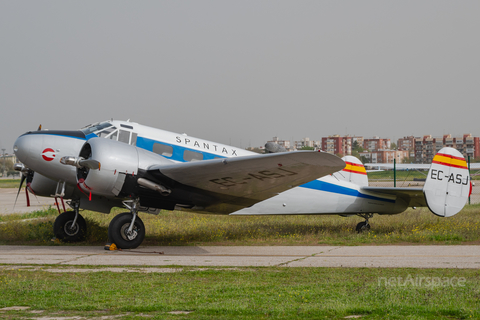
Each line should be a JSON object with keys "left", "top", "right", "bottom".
{"left": 1, "top": 1, "right": 479, "bottom": 153}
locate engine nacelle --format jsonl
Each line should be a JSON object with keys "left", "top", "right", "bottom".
{"left": 76, "top": 138, "right": 174, "bottom": 198}
{"left": 29, "top": 172, "right": 74, "bottom": 198}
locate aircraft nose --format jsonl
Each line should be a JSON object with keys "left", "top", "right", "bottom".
{"left": 13, "top": 133, "right": 37, "bottom": 165}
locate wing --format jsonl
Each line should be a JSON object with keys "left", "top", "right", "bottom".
{"left": 145, "top": 151, "right": 345, "bottom": 213}
{"left": 360, "top": 186, "right": 427, "bottom": 208}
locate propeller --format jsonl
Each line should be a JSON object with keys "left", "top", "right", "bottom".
{"left": 264, "top": 142, "right": 287, "bottom": 153}
{"left": 79, "top": 159, "right": 101, "bottom": 170}
{"left": 13, "top": 163, "right": 34, "bottom": 210}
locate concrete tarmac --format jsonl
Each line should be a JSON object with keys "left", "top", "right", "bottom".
{"left": 0, "top": 188, "right": 54, "bottom": 215}
{"left": 1, "top": 245, "right": 479, "bottom": 268}
{"left": 1, "top": 189, "right": 479, "bottom": 269}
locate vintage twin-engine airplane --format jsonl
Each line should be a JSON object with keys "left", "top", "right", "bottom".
{"left": 13, "top": 120, "right": 471, "bottom": 248}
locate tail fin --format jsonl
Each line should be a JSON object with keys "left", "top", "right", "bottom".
{"left": 332, "top": 156, "right": 369, "bottom": 186}
{"left": 423, "top": 147, "right": 470, "bottom": 217}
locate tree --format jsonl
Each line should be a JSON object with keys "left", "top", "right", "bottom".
{"left": 0, "top": 159, "right": 14, "bottom": 177}
{"left": 390, "top": 142, "right": 397, "bottom": 150}
{"left": 352, "top": 141, "right": 364, "bottom": 153}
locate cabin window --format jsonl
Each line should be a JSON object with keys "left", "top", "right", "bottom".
{"left": 131, "top": 132, "right": 137, "bottom": 146}
{"left": 98, "top": 128, "right": 115, "bottom": 138}
{"left": 153, "top": 143, "right": 173, "bottom": 157}
{"left": 184, "top": 150, "right": 204, "bottom": 162}
{"left": 118, "top": 130, "right": 130, "bottom": 144}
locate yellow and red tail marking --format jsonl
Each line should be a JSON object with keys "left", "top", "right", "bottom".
{"left": 343, "top": 161, "right": 367, "bottom": 175}
{"left": 432, "top": 153, "right": 468, "bottom": 169}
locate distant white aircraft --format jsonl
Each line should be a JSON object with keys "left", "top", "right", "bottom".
{"left": 365, "top": 162, "right": 480, "bottom": 170}
{"left": 13, "top": 120, "right": 472, "bottom": 248}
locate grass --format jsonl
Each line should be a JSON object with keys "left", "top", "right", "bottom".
{"left": 0, "top": 266, "right": 479, "bottom": 319}
{"left": 1, "top": 204, "right": 480, "bottom": 246}
{"left": 1, "top": 185, "right": 480, "bottom": 319}
{"left": 0, "top": 179, "right": 21, "bottom": 188}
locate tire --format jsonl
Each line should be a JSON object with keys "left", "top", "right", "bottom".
{"left": 54, "top": 211, "right": 87, "bottom": 242}
{"left": 108, "top": 212, "right": 145, "bottom": 249}
{"left": 355, "top": 221, "right": 371, "bottom": 233}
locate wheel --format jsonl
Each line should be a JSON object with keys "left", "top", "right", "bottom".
{"left": 108, "top": 212, "right": 145, "bottom": 249}
{"left": 53, "top": 211, "right": 87, "bottom": 242}
{"left": 356, "top": 221, "right": 371, "bottom": 233}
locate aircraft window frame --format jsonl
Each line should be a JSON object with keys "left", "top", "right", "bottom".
{"left": 98, "top": 128, "right": 116, "bottom": 138}
{"left": 120, "top": 124, "right": 134, "bottom": 130}
{"left": 184, "top": 150, "right": 204, "bottom": 162}
{"left": 152, "top": 143, "right": 173, "bottom": 157}
{"left": 81, "top": 122, "right": 114, "bottom": 135}
{"left": 108, "top": 131, "right": 118, "bottom": 141}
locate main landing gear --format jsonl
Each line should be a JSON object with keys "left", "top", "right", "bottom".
{"left": 355, "top": 213, "right": 373, "bottom": 233}
{"left": 53, "top": 200, "right": 87, "bottom": 242}
{"left": 108, "top": 199, "right": 145, "bottom": 249}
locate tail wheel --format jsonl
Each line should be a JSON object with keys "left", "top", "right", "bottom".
{"left": 54, "top": 211, "right": 87, "bottom": 242}
{"left": 108, "top": 212, "right": 145, "bottom": 249}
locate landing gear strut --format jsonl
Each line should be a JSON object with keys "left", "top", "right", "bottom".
{"left": 53, "top": 200, "right": 87, "bottom": 242}
{"left": 356, "top": 213, "right": 373, "bottom": 233}
{"left": 108, "top": 199, "right": 145, "bottom": 249}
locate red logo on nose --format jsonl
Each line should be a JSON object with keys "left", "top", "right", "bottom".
{"left": 42, "top": 148, "right": 56, "bottom": 161}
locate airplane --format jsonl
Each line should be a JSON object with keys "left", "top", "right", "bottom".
{"left": 365, "top": 163, "right": 480, "bottom": 170}
{"left": 13, "top": 120, "right": 471, "bottom": 248}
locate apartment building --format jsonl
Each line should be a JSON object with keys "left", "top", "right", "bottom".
{"left": 267, "top": 136, "right": 291, "bottom": 151}
{"left": 321, "top": 135, "right": 352, "bottom": 156}
{"left": 415, "top": 134, "right": 480, "bottom": 163}
{"left": 362, "top": 137, "right": 390, "bottom": 151}
{"left": 294, "top": 137, "right": 320, "bottom": 150}
{"left": 360, "top": 149, "right": 410, "bottom": 164}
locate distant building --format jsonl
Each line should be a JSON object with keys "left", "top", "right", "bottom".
{"left": 362, "top": 137, "right": 390, "bottom": 151}
{"left": 321, "top": 135, "right": 352, "bottom": 156}
{"left": 415, "top": 134, "right": 480, "bottom": 163}
{"left": 267, "top": 137, "right": 291, "bottom": 151}
{"left": 294, "top": 137, "right": 320, "bottom": 150}
{"left": 397, "top": 136, "right": 416, "bottom": 151}
{"left": 360, "top": 149, "right": 409, "bottom": 164}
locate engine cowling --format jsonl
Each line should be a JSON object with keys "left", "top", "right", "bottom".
{"left": 75, "top": 138, "right": 174, "bottom": 198}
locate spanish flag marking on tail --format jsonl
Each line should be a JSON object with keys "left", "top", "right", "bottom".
{"left": 343, "top": 161, "right": 367, "bottom": 175}
{"left": 432, "top": 153, "right": 468, "bottom": 169}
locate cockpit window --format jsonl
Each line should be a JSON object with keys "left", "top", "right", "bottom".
{"left": 81, "top": 122, "right": 115, "bottom": 135}
{"left": 82, "top": 121, "right": 137, "bottom": 146}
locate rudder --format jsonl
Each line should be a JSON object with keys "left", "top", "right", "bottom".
{"left": 423, "top": 147, "right": 470, "bottom": 217}
{"left": 332, "top": 156, "right": 369, "bottom": 186}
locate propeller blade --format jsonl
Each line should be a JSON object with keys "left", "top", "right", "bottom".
{"left": 13, "top": 174, "right": 27, "bottom": 211}
{"left": 78, "top": 159, "right": 101, "bottom": 170}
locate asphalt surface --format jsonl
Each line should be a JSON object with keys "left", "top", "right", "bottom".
{"left": 1, "top": 245, "right": 479, "bottom": 268}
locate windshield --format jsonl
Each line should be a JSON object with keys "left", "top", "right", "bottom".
{"left": 81, "top": 122, "right": 115, "bottom": 135}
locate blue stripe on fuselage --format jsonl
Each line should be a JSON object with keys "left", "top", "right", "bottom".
{"left": 300, "top": 180, "right": 396, "bottom": 203}
{"left": 136, "top": 136, "right": 226, "bottom": 162}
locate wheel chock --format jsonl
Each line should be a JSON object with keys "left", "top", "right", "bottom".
{"left": 104, "top": 243, "right": 118, "bottom": 251}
